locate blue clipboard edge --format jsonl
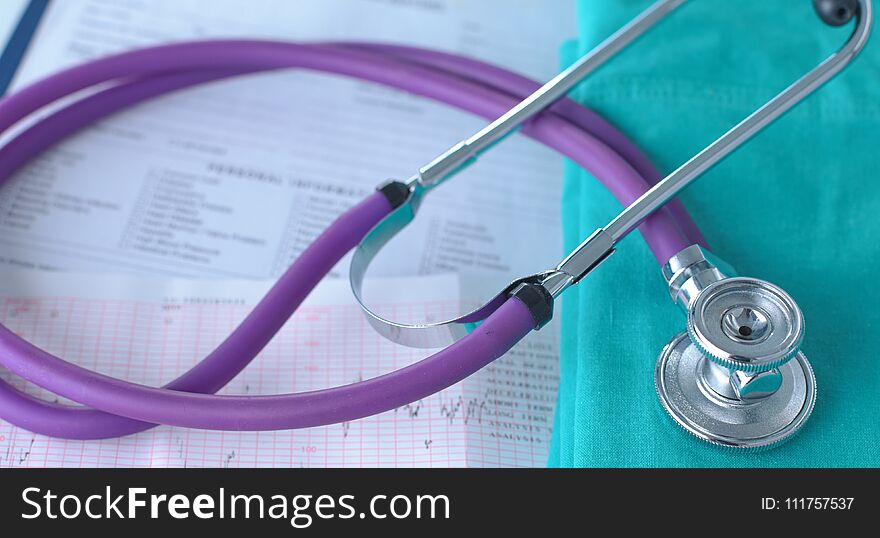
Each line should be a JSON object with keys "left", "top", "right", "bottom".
{"left": 0, "top": 0, "right": 51, "bottom": 95}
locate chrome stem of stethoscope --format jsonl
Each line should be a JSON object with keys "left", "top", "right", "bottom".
{"left": 604, "top": 0, "right": 873, "bottom": 243}
{"left": 353, "top": 0, "right": 692, "bottom": 348}
{"left": 350, "top": 0, "right": 872, "bottom": 349}
{"left": 556, "top": 0, "right": 873, "bottom": 291}
{"left": 414, "top": 0, "right": 686, "bottom": 190}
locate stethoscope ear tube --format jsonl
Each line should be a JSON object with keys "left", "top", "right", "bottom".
{"left": 352, "top": 0, "right": 873, "bottom": 349}
{"left": 602, "top": 0, "right": 871, "bottom": 244}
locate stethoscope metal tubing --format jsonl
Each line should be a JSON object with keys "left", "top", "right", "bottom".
{"left": 416, "top": 0, "right": 687, "bottom": 189}
{"left": 563, "top": 0, "right": 872, "bottom": 287}
{"left": 352, "top": 0, "right": 873, "bottom": 348}
{"left": 604, "top": 0, "right": 873, "bottom": 242}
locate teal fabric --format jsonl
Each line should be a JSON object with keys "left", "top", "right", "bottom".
{"left": 550, "top": 0, "right": 880, "bottom": 467}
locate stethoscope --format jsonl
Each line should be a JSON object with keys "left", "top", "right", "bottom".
{"left": 0, "top": 0, "right": 870, "bottom": 448}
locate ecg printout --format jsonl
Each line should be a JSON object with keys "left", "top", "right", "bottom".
{"left": 2, "top": 0, "right": 574, "bottom": 294}
{"left": 0, "top": 269, "right": 560, "bottom": 468}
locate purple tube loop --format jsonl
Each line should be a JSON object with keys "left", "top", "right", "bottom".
{"left": 0, "top": 40, "right": 700, "bottom": 438}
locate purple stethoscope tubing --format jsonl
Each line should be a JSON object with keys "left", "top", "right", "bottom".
{"left": 0, "top": 40, "right": 696, "bottom": 439}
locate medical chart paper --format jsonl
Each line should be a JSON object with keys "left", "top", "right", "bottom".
{"left": 1, "top": 0, "right": 574, "bottom": 293}
{"left": 0, "top": 0, "right": 570, "bottom": 467}
{"left": 0, "top": 270, "right": 559, "bottom": 468}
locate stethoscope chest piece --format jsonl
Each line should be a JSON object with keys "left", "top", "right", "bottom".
{"left": 655, "top": 333, "right": 816, "bottom": 449}
{"left": 655, "top": 247, "right": 816, "bottom": 449}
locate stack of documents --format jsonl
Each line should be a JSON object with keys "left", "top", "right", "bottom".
{"left": 0, "top": 0, "right": 574, "bottom": 467}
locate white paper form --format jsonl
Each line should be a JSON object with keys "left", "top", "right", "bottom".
{"left": 1, "top": 0, "right": 575, "bottom": 294}
{"left": 0, "top": 269, "right": 559, "bottom": 468}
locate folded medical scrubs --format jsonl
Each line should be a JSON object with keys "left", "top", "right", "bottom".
{"left": 550, "top": 0, "right": 880, "bottom": 467}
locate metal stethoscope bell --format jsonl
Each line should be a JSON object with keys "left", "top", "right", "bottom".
{"left": 654, "top": 245, "right": 816, "bottom": 449}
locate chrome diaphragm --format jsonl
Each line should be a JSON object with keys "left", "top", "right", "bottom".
{"left": 655, "top": 246, "right": 816, "bottom": 449}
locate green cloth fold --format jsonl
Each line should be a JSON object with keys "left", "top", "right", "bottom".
{"left": 550, "top": 0, "right": 880, "bottom": 467}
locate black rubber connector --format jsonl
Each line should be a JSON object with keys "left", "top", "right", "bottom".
{"left": 813, "top": 0, "right": 858, "bottom": 26}
{"left": 509, "top": 282, "right": 554, "bottom": 330}
{"left": 377, "top": 180, "right": 412, "bottom": 209}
